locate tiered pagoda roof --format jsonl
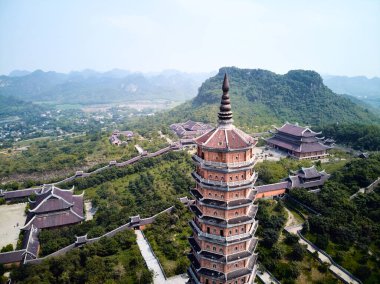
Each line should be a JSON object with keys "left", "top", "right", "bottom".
{"left": 194, "top": 75, "right": 256, "bottom": 151}
{"left": 22, "top": 185, "right": 84, "bottom": 230}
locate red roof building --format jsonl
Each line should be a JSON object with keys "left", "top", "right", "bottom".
{"left": 188, "top": 74, "right": 258, "bottom": 284}
{"left": 266, "top": 123, "right": 330, "bottom": 160}
{"left": 22, "top": 185, "right": 84, "bottom": 230}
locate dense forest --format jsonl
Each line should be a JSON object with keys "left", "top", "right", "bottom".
{"left": 289, "top": 154, "right": 380, "bottom": 283}
{"left": 320, "top": 124, "right": 380, "bottom": 151}
{"left": 10, "top": 230, "right": 153, "bottom": 283}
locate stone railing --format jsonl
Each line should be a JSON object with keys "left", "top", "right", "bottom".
{"left": 192, "top": 155, "right": 258, "bottom": 168}
{"left": 192, "top": 172, "right": 258, "bottom": 188}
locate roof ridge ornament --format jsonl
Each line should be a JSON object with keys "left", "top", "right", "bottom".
{"left": 218, "top": 73, "right": 233, "bottom": 126}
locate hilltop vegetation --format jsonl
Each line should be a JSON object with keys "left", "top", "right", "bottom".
{"left": 165, "top": 67, "right": 379, "bottom": 130}
{"left": 125, "top": 67, "right": 380, "bottom": 137}
{"left": 320, "top": 124, "right": 380, "bottom": 151}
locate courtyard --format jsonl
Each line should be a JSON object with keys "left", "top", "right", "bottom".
{"left": 0, "top": 203, "right": 27, "bottom": 249}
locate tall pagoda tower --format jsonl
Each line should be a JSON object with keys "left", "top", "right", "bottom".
{"left": 188, "top": 74, "right": 259, "bottom": 284}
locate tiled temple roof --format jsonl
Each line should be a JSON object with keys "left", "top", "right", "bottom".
{"left": 23, "top": 185, "right": 84, "bottom": 230}
{"left": 195, "top": 126, "right": 256, "bottom": 150}
{"left": 297, "top": 165, "right": 321, "bottom": 179}
{"left": 276, "top": 123, "right": 321, "bottom": 137}
{"left": 0, "top": 250, "right": 26, "bottom": 264}
{"left": 256, "top": 181, "right": 289, "bottom": 193}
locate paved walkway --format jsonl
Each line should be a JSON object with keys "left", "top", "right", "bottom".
{"left": 135, "top": 230, "right": 166, "bottom": 284}
{"left": 165, "top": 274, "right": 188, "bottom": 284}
{"left": 284, "top": 208, "right": 360, "bottom": 284}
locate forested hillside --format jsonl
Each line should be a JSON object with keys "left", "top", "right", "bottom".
{"left": 166, "top": 67, "right": 379, "bottom": 129}
{"left": 323, "top": 75, "right": 380, "bottom": 107}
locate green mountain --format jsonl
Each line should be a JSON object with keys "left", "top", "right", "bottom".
{"left": 167, "top": 67, "right": 379, "bottom": 129}
{"left": 0, "top": 69, "right": 212, "bottom": 104}
{"left": 322, "top": 75, "right": 380, "bottom": 108}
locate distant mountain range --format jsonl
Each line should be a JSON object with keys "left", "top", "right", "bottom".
{"left": 166, "top": 67, "right": 379, "bottom": 128}
{"left": 0, "top": 69, "right": 213, "bottom": 104}
{"left": 322, "top": 75, "right": 380, "bottom": 108}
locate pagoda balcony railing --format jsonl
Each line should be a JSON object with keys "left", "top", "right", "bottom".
{"left": 190, "top": 220, "right": 258, "bottom": 243}
{"left": 248, "top": 237, "right": 259, "bottom": 252}
{"left": 192, "top": 155, "right": 258, "bottom": 168}
{"left": 188, "top": 267, "right": 202, "bottom": 284}
{"left": 192, "top": 172, "right": 258, "bottom": 188}
{"left": 248, "top": 205, "right": 259, "bottom": 218}
{"left": 190, "top": 187, "right": 257, "bottom": 205}
{"left": 196, "top": 204, "right": 258, "bottom": 220}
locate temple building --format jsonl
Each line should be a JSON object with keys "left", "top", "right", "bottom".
{"left": 22, "top": 185, "right": 84, "bottom": 230}
{"left": 170, "top": 120, "right": 213, "bottom": 139}
{"left": 288, "top": 165, "right": 330, "bottom": 190}
{"left": 188, "top": 74, "right": 258, "bottom": 284}
{"left": 266, "top": 123, "right": 331, "bottom": 160}
{"left": 255, "top": 165, "right": 330, "bottom": 199}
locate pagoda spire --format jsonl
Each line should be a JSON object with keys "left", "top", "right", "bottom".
{"left": 218, "top": 73, "right": 233, "bottom": 125}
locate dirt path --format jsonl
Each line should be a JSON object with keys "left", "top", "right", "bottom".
{"left": 284, "top": 207, "right": 301, "bottom": 227}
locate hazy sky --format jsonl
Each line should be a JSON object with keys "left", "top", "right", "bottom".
{"left": 1, "top": 0, "right": 379, "bottom": 77}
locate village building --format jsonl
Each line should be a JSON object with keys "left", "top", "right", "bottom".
{"left": 266, "top": 123, "right": 331, "bottom": 160}
{"left": 22, "top": 185, "right": 84, "bottom": 230}
{"left": 188, "top": 74, "right": 258, "bottom": 284}
{"left": 109, "top": 130, "right": 134, "bottom": 146}
{"left": 170, "top": 120, "right": 213, "bottom": 139}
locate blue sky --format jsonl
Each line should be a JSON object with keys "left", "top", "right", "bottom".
{"left": 0, "top": 0, "right": 379, "bottom": 77}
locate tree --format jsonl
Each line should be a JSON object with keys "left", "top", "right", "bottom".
{"left": 0, "top": 244, "right": 13, "bottom": 252}
{"left": 262, "top": 228, "right": 280, "bottom": 248}
{"left": 315, "top": 234, "right": 329, "bottom": 250}
{"left": 289, "top": 243, "right": 306, "bottom": 261}
{"left": 284, "top": 233, "right": 299, "bottom": 245}
{"left": 271, "top": 244, "right": 284, "bottom": 259}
